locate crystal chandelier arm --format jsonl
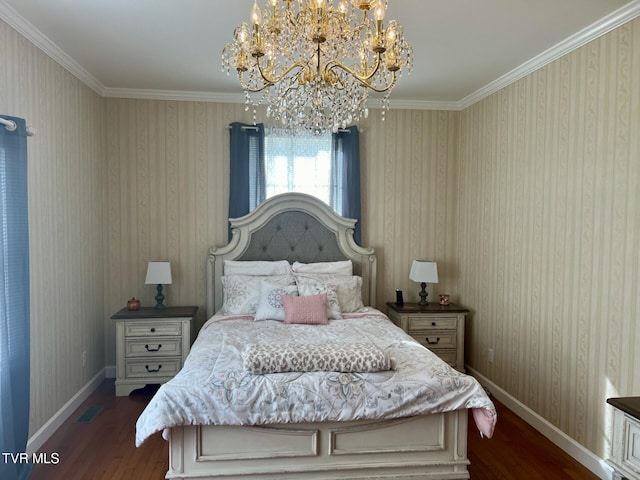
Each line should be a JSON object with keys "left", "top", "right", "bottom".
{"left": 325, "top": 58, "right": 397, "bottom": 93}
{"left": 238, "top": 57, "right": 308, "bottom": 93}
{"left": 346, "top": 52, "right": 383, "bottom": 82}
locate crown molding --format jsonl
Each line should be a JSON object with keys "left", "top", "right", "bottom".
{"left": 2, "top": 0, "right": 639, "bottom": 110}
{"left": 101, "top": 88, "right": 245, "bottom": 103}
{"left": 102, "top": 87, "right": 461, "bottom": 111}
{"left": 458, "top": 0, "right": 640, "bottom": 110}
{"left": 388, "top": 98, "right": 460, "bottom": 111}
{"left": 0, "top": 0, "right": 105, "bottom": 96}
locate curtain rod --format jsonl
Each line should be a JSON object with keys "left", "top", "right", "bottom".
{"left": 0, "top": 117, "right": 36, "bottom": 137}
{"left": 228, "top": 124, "right": 351, "bottom": 133}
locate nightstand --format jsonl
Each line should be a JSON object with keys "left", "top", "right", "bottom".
{"left": 111, "top": 306, "right": 198, "bottom": 396}
{"left": 607, "top": 397, "right": 640, "bottom": 480}
{"left": 386, "top": 302, "right": 468, "bottom": 372}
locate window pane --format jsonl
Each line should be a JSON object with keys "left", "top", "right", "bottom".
{"left": 264, "top": 130, "right": 332, "bottom": 207}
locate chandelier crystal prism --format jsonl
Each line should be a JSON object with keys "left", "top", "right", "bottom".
{"left": 222, "top": 0, "right": 413, "bottom": 133}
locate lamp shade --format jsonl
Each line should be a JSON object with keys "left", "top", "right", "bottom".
{"left": 145, "top": 261, "right": 172, "bottom": 285}
{"left": 409, "top": 260, "right": 438, "bottom": 283}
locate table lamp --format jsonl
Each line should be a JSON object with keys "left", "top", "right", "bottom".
{"left": 145, "top": 261, "right": 172, "bottom": 309}
{"left": 409, "top": 260, "right": 438, "bottom": 306}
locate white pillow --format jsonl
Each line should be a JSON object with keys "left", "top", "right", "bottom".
{"left": 291, "top": 260, "right": 352, "bottom": 275}
{"left": 254, "top": 282, "right": 299, "bottom": 321}
{"left": 221, "top": 274, "right": 294, "bottom": 315}
{"left": 297, "top": 282, "right": 342, "bottom": 320}
{"left": 224, "top": 260, "right": 291, "bottom": 276}
{"left": 295, "top": 274, "right": 364, "bottom": 313}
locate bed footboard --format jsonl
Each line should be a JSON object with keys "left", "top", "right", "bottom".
{"left": 167, "top": 410, "right": 470, "bottom": 480}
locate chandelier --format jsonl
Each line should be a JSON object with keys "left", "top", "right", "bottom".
{"left": 222, "top": 0, "right": 412, "bottom": 133}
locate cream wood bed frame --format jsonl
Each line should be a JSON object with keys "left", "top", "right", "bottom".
{"left": 166, "top": 193, "right": 470, "bottom": 479}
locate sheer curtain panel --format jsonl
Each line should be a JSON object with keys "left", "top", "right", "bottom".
{"left": 264, "top": 129, "right": 333, "bottom": 203}
{"left": 0, "top": 115, "right": 31, "bottom": 480}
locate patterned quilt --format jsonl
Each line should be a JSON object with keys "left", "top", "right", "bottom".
{"left": 135, "top": 309, "right": 496, "bottom": 446}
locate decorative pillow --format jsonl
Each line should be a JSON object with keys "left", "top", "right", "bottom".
{"left": 296, "top": 281, "right": 342, "bottom": 319}
{"left": 242, "top": 342, "right": 393, "bottom": 374}
{"left": 282, "top": 294, "right": 329, "bottom": 325}
{"left": 254, "top": 282, "right": 299, "bottom": 321}
{"left": 291, "top": 260, "right": 352, "bottom": 276}
{"left": 224, "top": 260, "right": 291, "bottom": 276}
{"left": 295, "top": 274, "right": 364, "bottom": 313}
{"left": 221, "top": 274, "right": 294, "bottom": 315}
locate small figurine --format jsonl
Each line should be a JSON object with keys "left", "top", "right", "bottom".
{"left": 127, "top": 297, "right": 141, "bottom": 311}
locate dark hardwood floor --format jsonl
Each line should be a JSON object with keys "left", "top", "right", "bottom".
{"left": 30, "top": 379, "right": 600, "bottom": 480}
{"left": 30, "top": 381, "right": 167, "bottom": 480}
{"left": 467, "top": 396, "right": 600, "bottom": 480}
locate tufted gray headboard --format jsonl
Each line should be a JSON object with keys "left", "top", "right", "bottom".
{"left": 206, "top": 193, "right": 377, "bottom": 318}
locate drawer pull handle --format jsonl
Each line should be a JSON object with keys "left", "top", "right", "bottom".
{"left": 145, "top": 344, "right": 162, "bottom": 352}
{"left": 150, "top": 327, "right": 156, "bottom": 333}
{"left": 425, "top": 337, "right": 440, "bottom": 345}
{"left": 431, "top": 322, "right": 436, "bottom": 326}
{"left": 145, "top": 365, "right": 162, "bottom": 373}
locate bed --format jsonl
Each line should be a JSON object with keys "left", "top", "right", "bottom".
{"left": 136, "top": 192, "right": 496, "bottom": 479}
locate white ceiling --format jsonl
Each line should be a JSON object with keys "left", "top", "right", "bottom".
{"left": 1, "top": 0, "right": 639, "bottom": 109}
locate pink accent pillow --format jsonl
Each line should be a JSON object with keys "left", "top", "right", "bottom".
{"left": 282, "top": 294, "right": 329, "bottom": 325}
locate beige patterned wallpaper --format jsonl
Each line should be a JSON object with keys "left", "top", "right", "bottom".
{"left": 103, "top": 102, "right": 459, "bottom": 361}
{"left": 2, "top": 10, "right": 638, "bottom": 466}
{"left": 104, "top": 99, "right": 245, "bottom": 355}
{"left": 458, "top": 17, "right": 640, "bottom": 457}
{"left": 0, "top": 20, "right": 106, "bottom": 436}
{"left": 360, "top": 109, "right": 461, "bottom": 307}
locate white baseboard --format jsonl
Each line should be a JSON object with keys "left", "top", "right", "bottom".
{"left": 105, "top": 365, "right": 116, "bottom": 379}
{"left": 26, "top": 368, "right": 105, "bottom": 455}
{"left": 467, "top": 367, "right": 615, "bottom": 480}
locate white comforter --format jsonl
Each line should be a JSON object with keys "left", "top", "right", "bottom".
{"left": 136, "top": 309, "right": 496, "bottom": 446}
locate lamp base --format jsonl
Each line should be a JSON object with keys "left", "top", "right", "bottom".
{"left": 154, "top": 284, "right": 166, "bottom": 309}
{"left": 418, "top": 282, "right": 428, "bottom": 306}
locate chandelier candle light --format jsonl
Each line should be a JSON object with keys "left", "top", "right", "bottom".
{"left": 222, "top": 0, "right": 413, "bottom": 133}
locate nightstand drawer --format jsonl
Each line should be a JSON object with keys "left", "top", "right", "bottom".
{"left": 124, "top": 321, "right": 182, "bottom": 337}
{"left": 413, "top": 331, "right": 457, "bottom": 349}
{"left": 125, "top": 337, "right": 182, "bottom": 358}
{"left": 408, "top": 316, "right": 457, "bottom": 331}
{"left": 433, "top": 349, "right": 457, "bottom": 367}
{"left": 124, "top": 358, "right": 182, "bottom": 378}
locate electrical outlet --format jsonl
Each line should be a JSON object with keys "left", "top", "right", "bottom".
{"left": 82, "top": 351, "right": 87, "bottom": 367}
{"left": 488, "top": 348, "right": 494, "bottom": 364}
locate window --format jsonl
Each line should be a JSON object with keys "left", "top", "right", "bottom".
{"left": 228, "top": 123, "right": 361, "bottom": 243}
{"left": 264, "top": 129, "right": 333, "bottom": 209}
